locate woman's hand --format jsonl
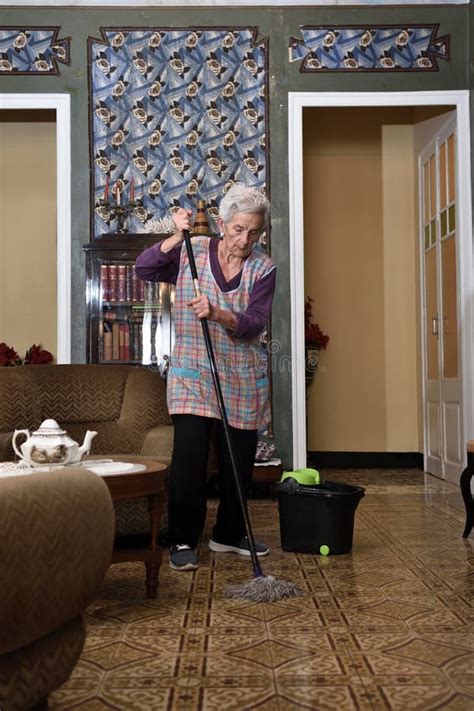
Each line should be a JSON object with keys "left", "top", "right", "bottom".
{"left": 189, "top": 295, "right": 214, "bottom": 320}
{"left": 160, "top": 208, "right": 193, "bottom": 254}
{"left": 172, "top": 208, "right": 193, "bottom": 237}
{"left": 188, "top": 295, "right": 238, "bottom": 332}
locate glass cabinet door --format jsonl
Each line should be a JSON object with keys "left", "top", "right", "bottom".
{"left": 91, "top": 252, "right": 174, "bottom": 375}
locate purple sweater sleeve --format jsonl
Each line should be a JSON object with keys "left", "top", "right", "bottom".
{"left": 135, "top": 242, "right": 182, "bottom": 284}
{"left": 232, "top": 267, "right": 276, "bottom": 340}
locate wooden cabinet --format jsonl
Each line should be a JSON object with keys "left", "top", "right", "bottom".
{"left": 84, "top": 237, "right": 174, "bottom": 374}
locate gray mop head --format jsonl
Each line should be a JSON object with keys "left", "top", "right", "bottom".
{"left": 225, "top": 575, "right": 302, "bottom": 602}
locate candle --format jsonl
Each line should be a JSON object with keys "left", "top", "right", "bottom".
{"left": 130, "top": 177, "right": 135, "bottom": 203}
{"left": 116, "top": 183, "right": 121, "bottom": 206}
{"left": 104, "top": 175, "right": 109, "bottom": 201}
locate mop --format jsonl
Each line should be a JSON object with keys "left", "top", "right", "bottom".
{"left": 183, "top": 229, "right": 301, "bottom": 602}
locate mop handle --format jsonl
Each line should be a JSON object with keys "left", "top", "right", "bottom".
{"left": 183, "top": 230, "right": 263, "bottom": 577}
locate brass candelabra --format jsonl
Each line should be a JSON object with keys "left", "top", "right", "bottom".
{"left": 99, "top": 198, "right": 139, "bottom": 234}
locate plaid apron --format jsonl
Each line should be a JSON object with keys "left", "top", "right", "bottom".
{"left": 167, "top": 237, "right": 274, "bottom": 430}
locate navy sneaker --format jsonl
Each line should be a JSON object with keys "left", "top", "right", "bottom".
{"left": 209, "top": 537, "right": 269, "bottom": 557}
{"left": 169, "top": 544, "right": 198, "bottom": 571}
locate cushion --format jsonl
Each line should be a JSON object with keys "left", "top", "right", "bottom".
{"left": 30, "top": 365, "right": 129, "bottom": 423}
{"left": 140, "top": 424, "right": 174, "bottom": 463}
{"left": 119, "top": 368, "right": 172, "bottom": 431}
{"left": 65, "top": 421, "right": 140, "bottom": 455}
{"left": 0, "top": 432, "right": 13, "bottom": 461}
{"left": 0, "top": 468, "right": 114, "bottom": 654}
{"left": 0, "top": 368, "right": 42, "bottom": 433}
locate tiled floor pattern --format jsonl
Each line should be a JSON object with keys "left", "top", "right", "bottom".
{"left": 49, "top": 470, "right": 474, "bottom": 710}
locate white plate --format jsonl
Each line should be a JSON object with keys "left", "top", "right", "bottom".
{"left": 84, "top": 462, "right": 147, "bottom": 476}
{"left": 0, "top": 461, "right": 148, "bottom": 478}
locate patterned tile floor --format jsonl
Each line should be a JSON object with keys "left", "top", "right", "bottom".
{"left": 49, "top": 469, "right": 474, "bottom": 710}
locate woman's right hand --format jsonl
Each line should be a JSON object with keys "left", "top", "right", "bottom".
{"left": 172, "top": 208, "right": 193, "bottom": 239}
{"left": 159, "top": 208, "right": 194, "bottom": 254}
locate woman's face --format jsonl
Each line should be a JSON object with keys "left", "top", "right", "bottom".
{"left": 218, "top": 211, "right": 264, "bottom": 259}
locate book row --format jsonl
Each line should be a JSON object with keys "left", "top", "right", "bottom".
{"left": 99, "top": 317, "right": 142, "bottom": 362}
{"left": 101, "top": 263, "right": 146, "bottom": 303}
{"left": 100, "top": 264, "right": 171, "bottom": 306}
{"left": 99, "top": 312, "right": 173, "bottom": 364}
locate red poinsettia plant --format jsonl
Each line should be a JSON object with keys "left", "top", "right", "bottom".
{"left": 305, "top": 297, "right": 329, "bottom": 387}
{"left": 0, "top": 342, "right": 54, "bottom": 367}
{"left": 305, "top": 297, "right": 329, "bottom": 351}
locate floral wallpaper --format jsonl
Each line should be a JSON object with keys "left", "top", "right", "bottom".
{"left": 89, "top": 27, "right": 269, "bottom": 238}
{"left": 0, "top": 27, "right": 70, "bottom": 74}
{"left": 289, "top": 25, "right": 450, "bottom": 72}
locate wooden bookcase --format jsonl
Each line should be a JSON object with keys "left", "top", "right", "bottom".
{"left": 84, "top": 236, "right": 174, "bottom": 373}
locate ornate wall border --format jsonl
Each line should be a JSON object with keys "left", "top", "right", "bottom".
{"left": 0, "top": 26, "right": 71, "bottom": 75}
{"left": 289, "top": 24, "right": 450, "bottom": 72}
{"left": 88, "top": 26, "right": 270, "bottom": 240}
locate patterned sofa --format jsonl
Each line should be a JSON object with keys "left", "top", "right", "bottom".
{"left": 0, "top": 467, "right": 114, "bottom": 710}
{"left": 0, "top": 364, "right": 174, "bottom": 534}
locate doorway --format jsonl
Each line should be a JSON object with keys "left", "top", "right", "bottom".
{"left": 0, "top": 93, "right": 71, "bottom": 363}
{"left": 288, "top": 91, "right": 472, "bottom": 480}
{"left": 419, "top": 114, "right": 462, "bottom": 482}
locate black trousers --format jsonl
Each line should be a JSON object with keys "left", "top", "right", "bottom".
{"left": 168, "top": 414, "right": 258, "bottom": 549}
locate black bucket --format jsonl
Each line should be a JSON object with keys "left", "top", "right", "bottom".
{"left": 276, "top": 479, "right": 365, "bottom": 555}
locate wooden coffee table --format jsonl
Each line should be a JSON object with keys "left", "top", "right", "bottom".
{"left": 85, "top": 455, "right": 168, "bottom": 599}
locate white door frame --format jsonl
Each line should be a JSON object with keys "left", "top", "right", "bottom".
{"left": 288, "top": 90, "right": 472, "bottom": 470}
{"left": 0, "top": 92, "right": 71, "bottom": 363}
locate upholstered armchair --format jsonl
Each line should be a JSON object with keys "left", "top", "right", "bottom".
{"left": 0, "top": 467, "right": 114, "bottom": 711}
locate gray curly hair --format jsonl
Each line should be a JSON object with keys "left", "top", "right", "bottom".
{"left": 219, "top": 183, "right": 270, "bottom": 224}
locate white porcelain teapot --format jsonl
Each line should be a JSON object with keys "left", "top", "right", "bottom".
{"left": 12, "top": 419, "right": 97, "bottom": 467}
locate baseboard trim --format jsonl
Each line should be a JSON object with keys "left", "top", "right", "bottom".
{"left": 308, "top": 451, "right": 423, "bottom": 469}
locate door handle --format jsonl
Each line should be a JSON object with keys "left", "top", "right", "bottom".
{"left": 431, "top": 316, "right": 439, "bottom": 336}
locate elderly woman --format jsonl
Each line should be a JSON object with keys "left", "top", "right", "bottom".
{"left": 135, "top": 184, "right": 276, "bottom": 571}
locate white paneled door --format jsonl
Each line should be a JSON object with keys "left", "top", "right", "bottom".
{"left": 420, "top": 115, "right": 463, "bottom": 483}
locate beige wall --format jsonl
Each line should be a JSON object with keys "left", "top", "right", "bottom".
{"left": 303, "top": 107, "right": 423, "bottom": 453}
{"left": 381, "top": 125, "right": 419, "bottom": 451}
{"left": 0, "top": 112, "right": 57, "bottom": 359}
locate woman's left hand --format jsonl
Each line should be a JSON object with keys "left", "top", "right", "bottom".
{"left": 188, "top": 295, "right": 238, "bottom": 331}
{"left": 188, "top": 295, "right": 214, "bottom": 320}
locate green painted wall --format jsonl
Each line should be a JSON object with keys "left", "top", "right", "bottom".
{"left": 0, "top": 5, "right": 470, "bottom": 466}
